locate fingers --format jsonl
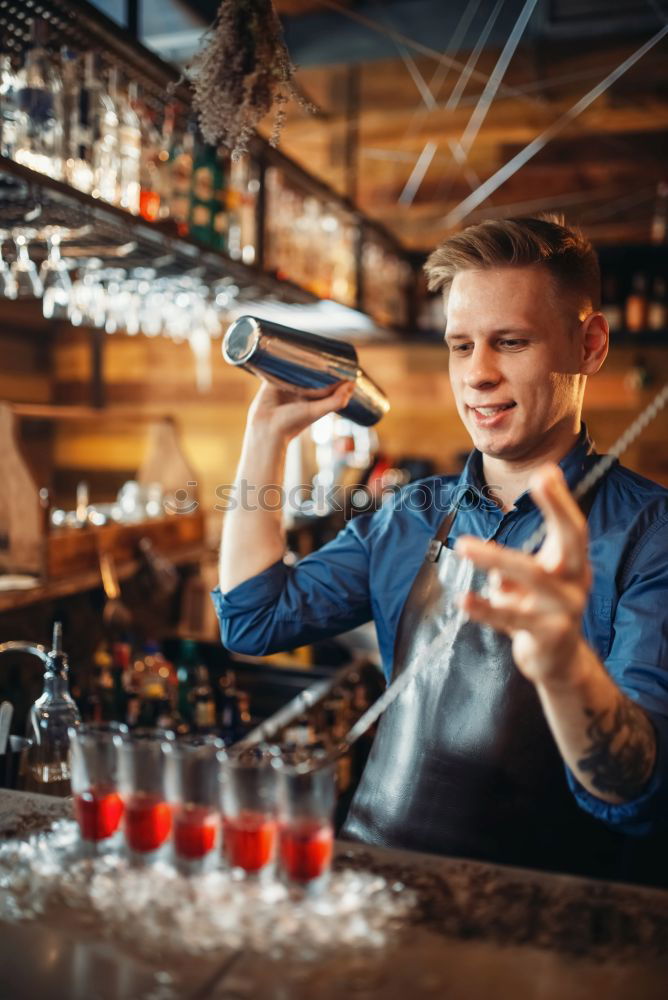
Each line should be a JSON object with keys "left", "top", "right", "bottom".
{"left": 298, "top": 379, "right": 355, "bottom": 401}
{"left": 305, "top": 380, "right": 355, "bottom": 420}
{"left": 457, "top": 591, "right": 521, "bottom": 634}
{"left": 528, "top": 465, "right": 587, "bottom": 575}
{"left": 457, "top": 590, "right": 575, "bottom": 640}
{"left": 455, "top": 535, "right": 558, "bottom": 590}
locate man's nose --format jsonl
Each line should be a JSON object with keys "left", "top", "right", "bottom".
{"left": 463, "top": 345, "right": 501, "bottom": 389}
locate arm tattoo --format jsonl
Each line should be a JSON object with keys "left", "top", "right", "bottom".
{"left": 577, "top": 696, "right": 657, "bottom": 800}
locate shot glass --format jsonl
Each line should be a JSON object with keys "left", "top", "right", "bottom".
{"left": 164, "top": 734, "right": 226, "bottom": 871}
{"left": 276, "top": 750, "right": 336, "bottom": 889}
{"left": 115, "top": 728, "right": 175, "bottom": 861}
{"left": 69, "top": 722, "right": 127, "bottom": 849}
{"left": 221, "top": 745, "right": 280, "bottom": 877}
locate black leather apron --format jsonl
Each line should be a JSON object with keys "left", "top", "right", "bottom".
{"left": 343, "top": 500, "right": 631, "bottom": 880}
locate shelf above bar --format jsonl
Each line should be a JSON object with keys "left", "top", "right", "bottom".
{"left": 0, "top": 155, "right": 318, "bottom": 306}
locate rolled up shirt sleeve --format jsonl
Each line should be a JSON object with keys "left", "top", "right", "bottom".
{"left": 211, "top": 515, "right": 375, "bottom": 656}
{"left": 566, "top": 512, "right": 668, "bottom": 834}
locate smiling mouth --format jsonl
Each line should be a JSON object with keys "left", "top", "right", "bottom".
{"left": 469, "top": 402, "right": 516, "bottom": 416}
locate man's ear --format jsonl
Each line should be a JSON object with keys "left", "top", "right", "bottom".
{"left": 579, "top": 312, "right": 608, "bottom": 375}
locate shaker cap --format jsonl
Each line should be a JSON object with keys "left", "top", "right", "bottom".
{"left": 223, "top": 316, "right": 262, "bottom": 365}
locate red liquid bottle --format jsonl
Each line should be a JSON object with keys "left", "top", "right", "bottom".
{"left": 124, "top": 793, "right": 172, "bottom": 852}
{"left": 173, "top": 804, "right": 218, "bottom": 859}
{"left": 279, "top": 819, "right": 334, "bottom": 882}
{"left": 223, "top": 810, "right": 277, "bottom": 872}
{"left": 74, "top": 787, "right": 124, "bottom": 841}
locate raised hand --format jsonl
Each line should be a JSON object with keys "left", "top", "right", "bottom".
{"left": 454, "top": 464, "right": 591, "bottom": 687}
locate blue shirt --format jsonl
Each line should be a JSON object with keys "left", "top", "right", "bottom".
{"left": 212, "top": 424, "right": 668, "bottom": 835}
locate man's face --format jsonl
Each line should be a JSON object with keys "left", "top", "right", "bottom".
{"left": 445, "top": 265, "right": 585, "bottom": 462}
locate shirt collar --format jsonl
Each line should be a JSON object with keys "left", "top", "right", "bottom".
{"left": 456, "top": 422, "right": 598, "bottom": 511}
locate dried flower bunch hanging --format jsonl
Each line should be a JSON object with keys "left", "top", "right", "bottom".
{"left": 186, "top": 0, "right": 314, "bottom": 158}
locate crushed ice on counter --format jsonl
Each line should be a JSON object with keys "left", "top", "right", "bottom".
{"left": 0, "top": 820, "right": 415, "bottom": 961}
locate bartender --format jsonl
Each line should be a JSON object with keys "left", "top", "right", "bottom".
{"left": 213, "top": 215, "right": 668, "bottom": 885}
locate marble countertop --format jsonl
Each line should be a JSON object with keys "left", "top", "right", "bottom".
{"left": 1, "top": 789, "right": 667, "bottom": 1000}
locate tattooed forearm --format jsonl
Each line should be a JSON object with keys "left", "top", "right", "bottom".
{"left": 577, "top": 696, "right": 657, "bottom": 800}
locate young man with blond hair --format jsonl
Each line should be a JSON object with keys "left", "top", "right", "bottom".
{"left": 215, "top": 216, "right": 668, "bottom": 885}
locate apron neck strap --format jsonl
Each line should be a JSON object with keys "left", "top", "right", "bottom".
{"left": 425, "top": 465, "right": 603, "bottom": 564}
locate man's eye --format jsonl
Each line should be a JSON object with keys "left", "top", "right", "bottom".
{"left": 450, "top": 343, "right": 472, "bottom": 352}
{"left": 499, "top": 339, "right": 526, "bottom": 349}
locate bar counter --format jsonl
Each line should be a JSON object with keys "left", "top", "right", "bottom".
{"left": 1, "top": 789, "right": 666, "bottom": 1000}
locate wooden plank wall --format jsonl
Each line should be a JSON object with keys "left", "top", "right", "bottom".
{"left": 1, "top": 306, "right": 667, "bottom": 554}
{"left": 0, "top": 301, "right": 55, "bottom": 488}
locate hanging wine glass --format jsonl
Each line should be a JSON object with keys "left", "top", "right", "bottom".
{"left": 0, "top": 230, "right": 18, "bottom": 300}
{"left": 69, "top": 258, "right": 105, "bottom": 328}
{"left": 39, "top": 227, "right": 73, "bottom": 319}
{"left": 101, "top": 268, "right": 127, "bottom": 334}
{"left": 10, "top": 228, "right": 43, "bottom": 297}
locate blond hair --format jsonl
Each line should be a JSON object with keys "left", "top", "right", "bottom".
{"left": 424, "top": 214, "right": 600, "bottom": 311}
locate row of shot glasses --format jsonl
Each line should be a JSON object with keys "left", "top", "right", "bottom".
{"left": 69, "top": 724, "right": 336, "bottom": 888}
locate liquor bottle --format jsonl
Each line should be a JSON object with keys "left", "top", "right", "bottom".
{"left": 189, "top": 140, "right": 224, "bottom": 246}
{"left": 156, "top": 103, "right": 175, "bottom": 221}
{"left": 93, "top": 643, "right": 116, "bottom": 721}
{"left": 647, "top": 277, "right": 667, "bottom": 331}
{"left": 116, "top": 79, "right": 141, "bottom": 214}
{"left": 226, "top": 155, "right": 259, "bottom": 264}
{"left": 193, "top": 664, "right": 217, "bottom": 734}
{"left": 218, "top": 668, "right": 243, "bottom": 744}
{"left": 0, "top": 623, "right": 81, "bottom": 796}
{"left": 93, "top": 64, "right": 120, "bottom": 204}
{"left": 60, "top": 48, "right": 78, "bottom": 183}
{"left": 14, "top": 18, "right": 64, "bottom": 179}
{"left": 67, "top": 51, "right": 96, "bottom": 195}
{"left": 651, "top": 182, "right": 668, "bottom": 245}
{"left": 0, "top": 54, "right": 19, "bottom": 159}
{"left": 132, "top": 641, "right": 173, "bottom": 729}
{"left": 625, "top": 273, "right": 648, "bottom": 333}
{"left": 212, "top": 152, "right": 229, "bottom": 252}
{"left": 601, "top": 274, "right": 622, "bottom": 336}
{"left": 168, "top": 121, "right": 195, "bottom": 235}
{"left": 26, "top": 623, "right": 82, "bottom": 794}
{"left": 111, "top": 640, "right": 130, "bottom": 723}
{"left": 174, "top": 639, "right": 198, "bottom": 734}
{"left": 139, "top": 101, "right": 161, "bottom": 221}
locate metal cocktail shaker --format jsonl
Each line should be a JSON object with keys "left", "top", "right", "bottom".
{"left": 222, "top": 316, "right": 390, "bottom": 427}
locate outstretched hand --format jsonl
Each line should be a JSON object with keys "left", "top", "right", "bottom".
{"left": 454, "top": 464, "right": 592, "bottom": 688}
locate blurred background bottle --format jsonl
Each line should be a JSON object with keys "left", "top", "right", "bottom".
{"left": 0, "top": 54, "right": 19, "bottom": 159}
{"left": 14, "top": 18, "right": 64, "bottom": 179}
{"left": 117, "top": 78, "right": 141, "bottom": 213}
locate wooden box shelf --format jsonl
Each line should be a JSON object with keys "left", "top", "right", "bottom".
{"left": 47, "top": 511, "right": 205, "bottom": 580}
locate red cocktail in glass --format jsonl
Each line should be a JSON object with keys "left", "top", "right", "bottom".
{"left": 223, "top": 809, "right": 277, "bottom": 871}
{"left": 69, "top": 722, "right": 128, "bottom": 849}
{"left": 279, "top": 818, "right": 334, "bottom": 882}
{"left": 221, "top": 746, "right": 280, "bottom": 876}
{"left": 275, "top": 750, "right": 336, "bottom": 888}
{"left": 163, "top": 735, "right": 224, "bottom": 869}
{"left": 74, "top": 786, "right": 124, "bottom": 842}
{"left": 116, "top": 728, "right": 175, "bottom": 862}
{"left": 173, "top": 803, "right": 218, "bottom": 859}
{"left": 124, "top": 792, "right": 172, "bottom": 852}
